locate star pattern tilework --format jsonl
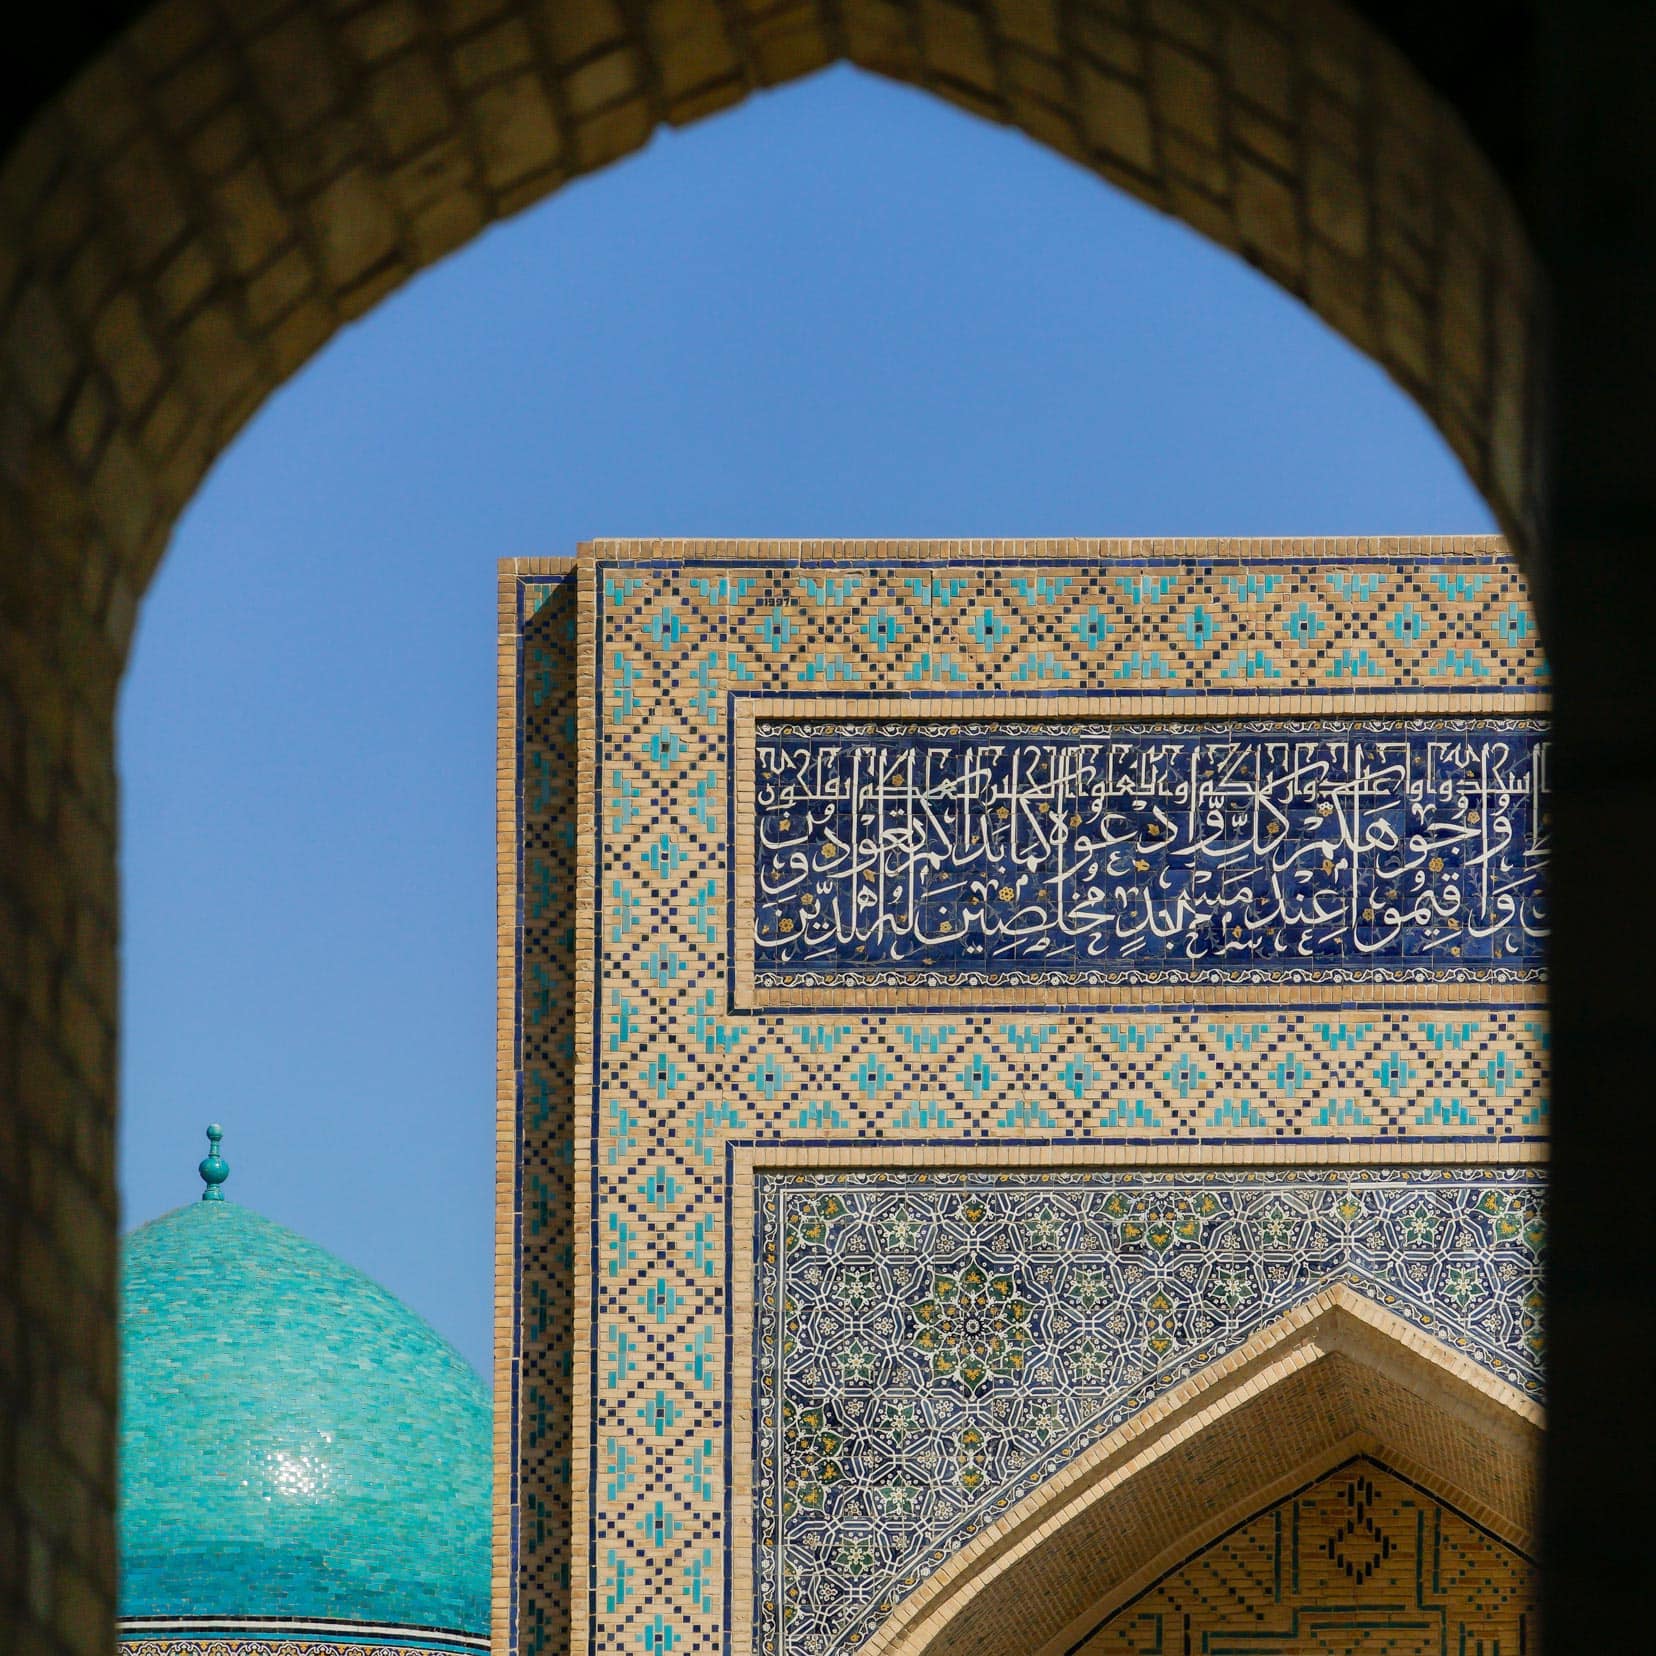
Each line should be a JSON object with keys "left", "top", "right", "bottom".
{"left": 752, "top": 1166, "right": 1543, "bottom": 1656}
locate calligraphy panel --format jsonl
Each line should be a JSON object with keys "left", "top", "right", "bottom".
{"left": 746, "top": 717, "right": 1549, "bottom": 997}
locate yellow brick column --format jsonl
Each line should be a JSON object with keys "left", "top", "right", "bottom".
{"left": 0, "top": 533, "right": 123, "bottom": 1656}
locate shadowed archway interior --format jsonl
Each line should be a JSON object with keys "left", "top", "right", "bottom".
{"left": 1037, "top": 1456, "right": 1533, "bottom": 1656}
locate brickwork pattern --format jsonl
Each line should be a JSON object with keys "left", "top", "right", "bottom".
{"left": 0, "top": 10, "right": 1549, "bottom": 1656}
{"left": 523, "top": 538, "right": 1546, "bottom": 1656}
{"left": 1070, "top": 1457, "right": 1535, "bottom": 1656}
{"left": 497, "top": 566, "right": 579, "bottom": 1656}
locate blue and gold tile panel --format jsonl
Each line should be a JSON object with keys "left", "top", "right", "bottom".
{"left": 752, "top": 717, "right": 1548, "bottom": 989}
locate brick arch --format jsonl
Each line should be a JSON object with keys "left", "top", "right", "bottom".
{"left": 0, "top": 7, "right": 1546, "bottom": 1656}
{"left": 0, "top": 0, "right": 1543, "bottom": 648}
{"left": 1043, "top": 1455, "right": 1534, "bottom": 1656}
{"left": 872, "top": 1288, "right": 1541, "bottom": 1656}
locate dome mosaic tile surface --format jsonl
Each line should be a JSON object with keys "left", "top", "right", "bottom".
{"left": 119, "top": 1137, "right": 490, "bottom": 1656}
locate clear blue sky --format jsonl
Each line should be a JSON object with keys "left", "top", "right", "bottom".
{"left": 117, "top": 65, "right": 1497, "bottom": 1381}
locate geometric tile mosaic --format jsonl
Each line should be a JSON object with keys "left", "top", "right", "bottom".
{"left": 122, "top": 1643, "right": 485, "bottom": 1656}
{"left": 753, "top": 1166, "right": 1543, "bottom": 1655}
{"left": 503, "top": 540, "right": 1549, "bottom": 1656}
{"left": 501, "top": 573, "right": 578, "bottom": 1656}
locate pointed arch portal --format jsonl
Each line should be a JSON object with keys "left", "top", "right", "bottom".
{"left": 881, "top": 1288, "right": 1539, "bottom": 1656}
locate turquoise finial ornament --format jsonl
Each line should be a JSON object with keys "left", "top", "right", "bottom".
{"left": 198, "top": 1123, "right": 229, "bottom": 1201}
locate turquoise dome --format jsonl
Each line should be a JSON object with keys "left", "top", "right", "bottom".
{"left": 120, "top": 1196, "right": 490, "bottom": 1636}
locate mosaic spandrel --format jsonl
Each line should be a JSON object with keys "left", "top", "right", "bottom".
{"left": 753, "top": 1167, "right": 1545, "bottom": 1656}
{"left": 754, "top": 718, "right": 1549, "bottom": 989}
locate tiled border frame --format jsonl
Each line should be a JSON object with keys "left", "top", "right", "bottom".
{"left": 724, "top": 1140, "right": 1546, "bottom": 1656}
{"left": 119, "top": 1642, "right": 488, "bottom": 1656}
{"left": 731, "top": 694, "right": 1549, "bottom": 1010}
{"left": 120, "top": 1628, "right": 489, "bottom": 1656}
{"left": 495, "top": 559, "right": 577, "bottom": 1656}
{"left": 550, "top": 537, "right": 1547, "bottom": 1656}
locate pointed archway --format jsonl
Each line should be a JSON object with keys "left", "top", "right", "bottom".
{"left": 1054, "top": 1455, "right": 1533, "bottom": 1656}
{"left": 866, "top": 1287, "right": 1539, "bottom": 1656}
{"left": 0, "top": 8, "right": 1557, "bottom": 1656}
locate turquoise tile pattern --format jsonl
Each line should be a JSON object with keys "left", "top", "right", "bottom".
{"left": 119, "top": 1195, "right": 490, "bottom": 1636}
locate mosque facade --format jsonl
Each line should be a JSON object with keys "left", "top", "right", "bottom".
{"left": 497, "top": 539, "right": 1545, "bottom": 1656}
{"left": 115, "top": 539, "right": 1543, "bottom": 1656}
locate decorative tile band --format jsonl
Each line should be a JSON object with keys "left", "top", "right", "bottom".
{"left": 752, "top": 1166, "right": 1544, "bottom": 1656}
{"left": 120, "top": 1644, "right": 484, "bottom": 1656}
{"left": 119, "top": 1629, "right": 487, "bottom": 1656}
{"left": 751, "top": 717, "right": 1548, "bottom": 990}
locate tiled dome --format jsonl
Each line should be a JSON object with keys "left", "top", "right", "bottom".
{"left": 118, "top": 1132, "right": 489, "bottom": 1645}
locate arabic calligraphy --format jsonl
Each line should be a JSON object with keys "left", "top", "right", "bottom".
{"left": 752, "top": 718, "right": 1549, "bottom": 986}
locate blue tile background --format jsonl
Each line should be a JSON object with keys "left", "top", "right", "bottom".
{"left": 754, "top": 718, "right": 1548, "bottom": 987}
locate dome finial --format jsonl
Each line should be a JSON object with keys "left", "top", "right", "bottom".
{"left": 198, "top": 1123, "right": 229, "bottom": 1201}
